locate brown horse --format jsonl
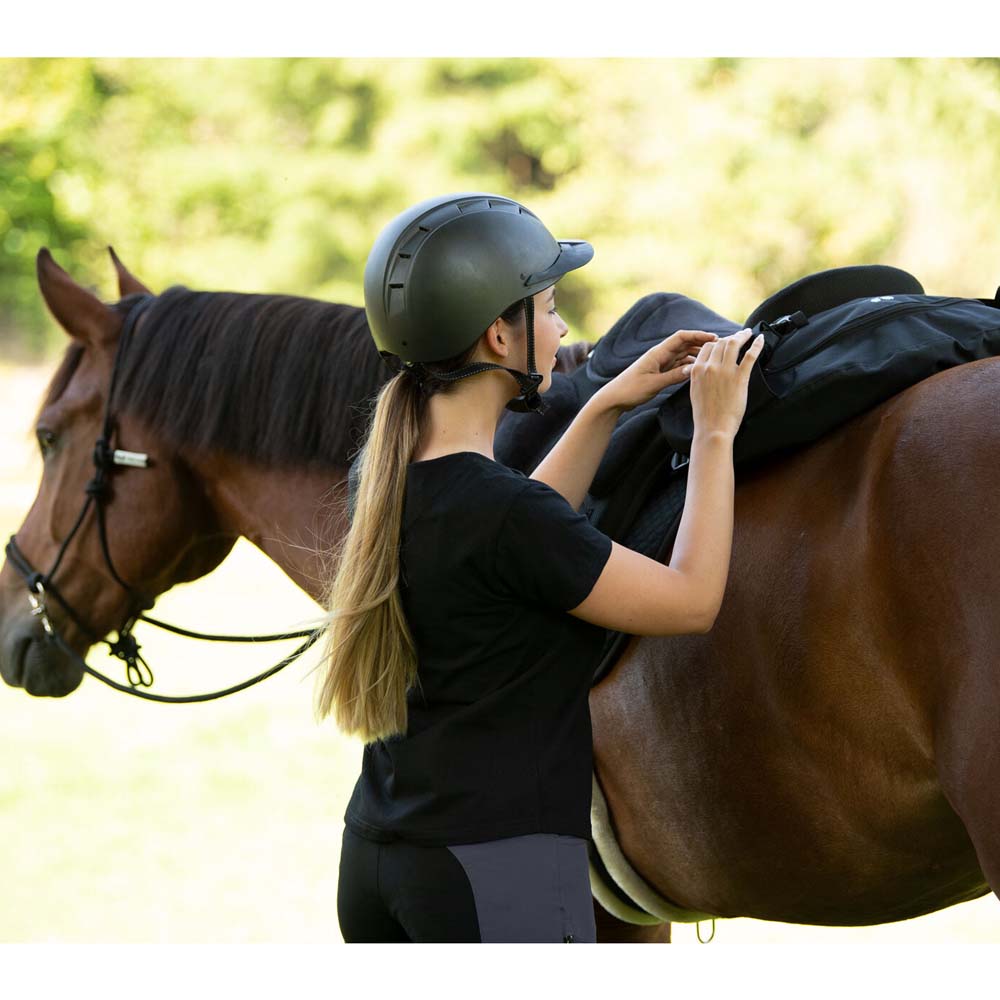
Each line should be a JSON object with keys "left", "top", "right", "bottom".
{"left": 3, "top": 249, "right": 997, "bottom": 942}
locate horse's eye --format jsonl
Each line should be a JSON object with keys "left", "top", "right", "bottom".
{"left": 36, "top": 428, "right": 56, "bottom": 454}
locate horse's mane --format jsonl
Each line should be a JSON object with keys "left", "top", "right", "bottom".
{"left": 102, "top": 285, "right": 388, "bottom": 469}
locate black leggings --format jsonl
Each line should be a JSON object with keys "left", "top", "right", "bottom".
{"left": 337, "top": 826, "right": 597, "bottom": 942}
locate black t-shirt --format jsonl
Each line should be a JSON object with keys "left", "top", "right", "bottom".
{"left": 343, "top": 450, "right": 614, "bottom": 846}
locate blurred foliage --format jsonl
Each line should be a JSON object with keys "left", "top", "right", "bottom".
{"left": 2, "top": 57, "right": 1000, "bottom": 358}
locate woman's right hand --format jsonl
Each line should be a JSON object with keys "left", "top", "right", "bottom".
{"left": 688, "top": 328, "right": 765, "bottom": 439}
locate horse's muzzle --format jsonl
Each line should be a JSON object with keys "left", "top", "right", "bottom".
{"left": 1, "top": 619, "right": 83, "bottom": 697}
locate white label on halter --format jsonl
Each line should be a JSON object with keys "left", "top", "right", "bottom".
{"left": 113, "top": 449, "right": 150, "bottom": 468}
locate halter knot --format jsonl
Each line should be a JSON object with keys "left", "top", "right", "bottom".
{"left": 92, "top": 437, "right": 114, "bottom": 471}
{"left": 107, "top": 630, "right": 154, "bottom": 688}
{"left": 85, "top": 474, "right": 110, "bottom": 500}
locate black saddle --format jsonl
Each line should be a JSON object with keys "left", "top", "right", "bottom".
{"left": 495, "top": 262, "right": 1000, "bottom": 559}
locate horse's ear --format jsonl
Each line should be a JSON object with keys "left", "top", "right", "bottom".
{"left": 108, "top": 245, "right": 153, "bottom": 297}
{"left": 36, "top": 247, "right": 118, "bottom": 349}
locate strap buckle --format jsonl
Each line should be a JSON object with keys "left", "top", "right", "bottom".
{"left": 27, "top": 580, "right": 54, "bottom": 636}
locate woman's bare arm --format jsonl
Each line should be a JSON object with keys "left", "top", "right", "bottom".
{"left": 528, "top": 393, "right": 622, "bottom": 511}
{"left": 567, "top": 428, "right": 735, "bottom": 635}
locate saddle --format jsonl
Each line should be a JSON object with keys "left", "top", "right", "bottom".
{"left": 494, "top": 265, "right": 1000, "bottom": 681}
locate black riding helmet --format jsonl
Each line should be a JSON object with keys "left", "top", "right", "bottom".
{"left": 363, "top": 191, "right": 594, "bottom": 413}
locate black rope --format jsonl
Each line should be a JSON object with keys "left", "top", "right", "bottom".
{"left": 45, "top": 626, "right": 322, "bottom": 704}
{"left": 135, "top": 613, "right": 315, "bottom": 643}
{"left": 42, "top": 493, "right": 95, "bottom": 587}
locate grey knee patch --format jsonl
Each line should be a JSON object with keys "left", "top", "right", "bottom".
{"left": 447, "top": 834, "right": 595, "bottom": 943}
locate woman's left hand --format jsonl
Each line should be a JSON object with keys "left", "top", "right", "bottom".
{"left": 594, "top": 329, "right": 721, "bottom": 415}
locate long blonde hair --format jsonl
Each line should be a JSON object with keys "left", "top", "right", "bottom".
{"left": 310, "top": 314, "right": 519, "bottom": 741}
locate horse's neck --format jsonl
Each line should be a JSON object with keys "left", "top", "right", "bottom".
{"left": 186, "top": 449, "right": 347, "bottom": 603}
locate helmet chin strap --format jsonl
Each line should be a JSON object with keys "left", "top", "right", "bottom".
{"left": 399, "top": 295, "right": 546, "bottom": 413}
{"left": 503, "top": 294, "right": 545, "bottom": 413}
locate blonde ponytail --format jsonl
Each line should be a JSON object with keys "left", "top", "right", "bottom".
{"left": 311, "top": 330, "right": 491, "bottom": 741}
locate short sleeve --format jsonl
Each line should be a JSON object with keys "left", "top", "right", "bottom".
{"left": 494, "top": 478, "right": 613, "bottom": 613}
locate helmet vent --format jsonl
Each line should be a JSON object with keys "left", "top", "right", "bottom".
{"left": 458, "top": 197, "right": 490, "bottom": 212}
{"left": 486, "top": 198, "right": 519, "bottom": 214}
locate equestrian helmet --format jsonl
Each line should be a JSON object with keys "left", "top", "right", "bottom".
{"left": 363, "top": 191, "right": 593, "bottom": 412}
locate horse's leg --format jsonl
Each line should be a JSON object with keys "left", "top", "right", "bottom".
{"left": 593, "top": 902, "right": 672, "bottom": 943}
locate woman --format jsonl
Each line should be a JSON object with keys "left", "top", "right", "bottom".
{"left": 313, "top": 191, "right": 764, "bottom": 942}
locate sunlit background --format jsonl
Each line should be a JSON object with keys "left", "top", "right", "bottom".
{"left": 2, "top": 57, "right": 1000, "bottom": 943}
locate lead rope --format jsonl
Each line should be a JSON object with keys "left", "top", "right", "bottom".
{"left": 696, "top": 918, "right": 717, "bottom": 943}
{"left": 45, "top": 624, "right": 322, "bottom": 704}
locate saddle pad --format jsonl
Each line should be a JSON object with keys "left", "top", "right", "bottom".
{"left": 573, "top": 294, "right": 741, "bottom": 498}
{"left": 586, "top": 292, "right": 742, "bottom": 384}
{"left": 496, "top": 294, "right": 740, "bottom": 479}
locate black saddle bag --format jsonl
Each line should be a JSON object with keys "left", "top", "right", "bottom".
{"left": 660, "top": 291, "right": 1000, "bottom": 467}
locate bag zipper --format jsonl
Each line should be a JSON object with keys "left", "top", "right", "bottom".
{"left": 764, "top": 297, "right": 966, "bottom": 374}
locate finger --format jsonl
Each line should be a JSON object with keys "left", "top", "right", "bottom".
{"left": 662, "top": 330, "right": 719, "bottom": 355}
{"left": 739, "top": 333, "right": 766, "bottom": 371}
{"left": 722, "top": 328, "right": 754, "bottom": 364}
{"left": 670, "top": 329, "right": 719, "bottom": 342}
{"left": 654, "top": 333, "right": 717, "bottom": 370}
{"left": 679, "top": 354, "right": 701, "bottom": 378}
{"left": 672, "top": 349, "right": 702, "bottom": 366}
{"left": 719, "top": 331, "right": 741, "bottom": 364}
{"left": 694, "top": 337, "right": 720, "bottom": 366}
{"left": 674, "top": 347, "right": 705, "bottom": 371}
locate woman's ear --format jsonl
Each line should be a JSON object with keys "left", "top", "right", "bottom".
{"left": 484, "top": 318, "right": 511, "bottom": 360}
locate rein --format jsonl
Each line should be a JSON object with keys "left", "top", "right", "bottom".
{"left": 4, "top": 293, "right": 322, "bottom": 703}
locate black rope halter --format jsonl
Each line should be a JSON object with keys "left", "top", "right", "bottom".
{"left": 5, "top": 293, "right": 321, "bottom": 703}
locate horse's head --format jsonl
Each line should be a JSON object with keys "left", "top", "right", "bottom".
{"left": 0, "top": 249, "right": 236, "bottom": 697}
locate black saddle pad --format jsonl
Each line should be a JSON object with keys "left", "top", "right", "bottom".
{"left": 495, "top": 293, "right": 742, "bottom": 490}
{"left": 585, "top": 292, "right": 742, "bottom": 384}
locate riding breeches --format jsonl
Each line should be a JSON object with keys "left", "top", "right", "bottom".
{"left": 337, "top": 825, "right": 597, "bottom": 942}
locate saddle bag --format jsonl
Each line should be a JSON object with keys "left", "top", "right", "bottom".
{"left": 659, "top": 290, "right": 1000, "bottom": 467}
